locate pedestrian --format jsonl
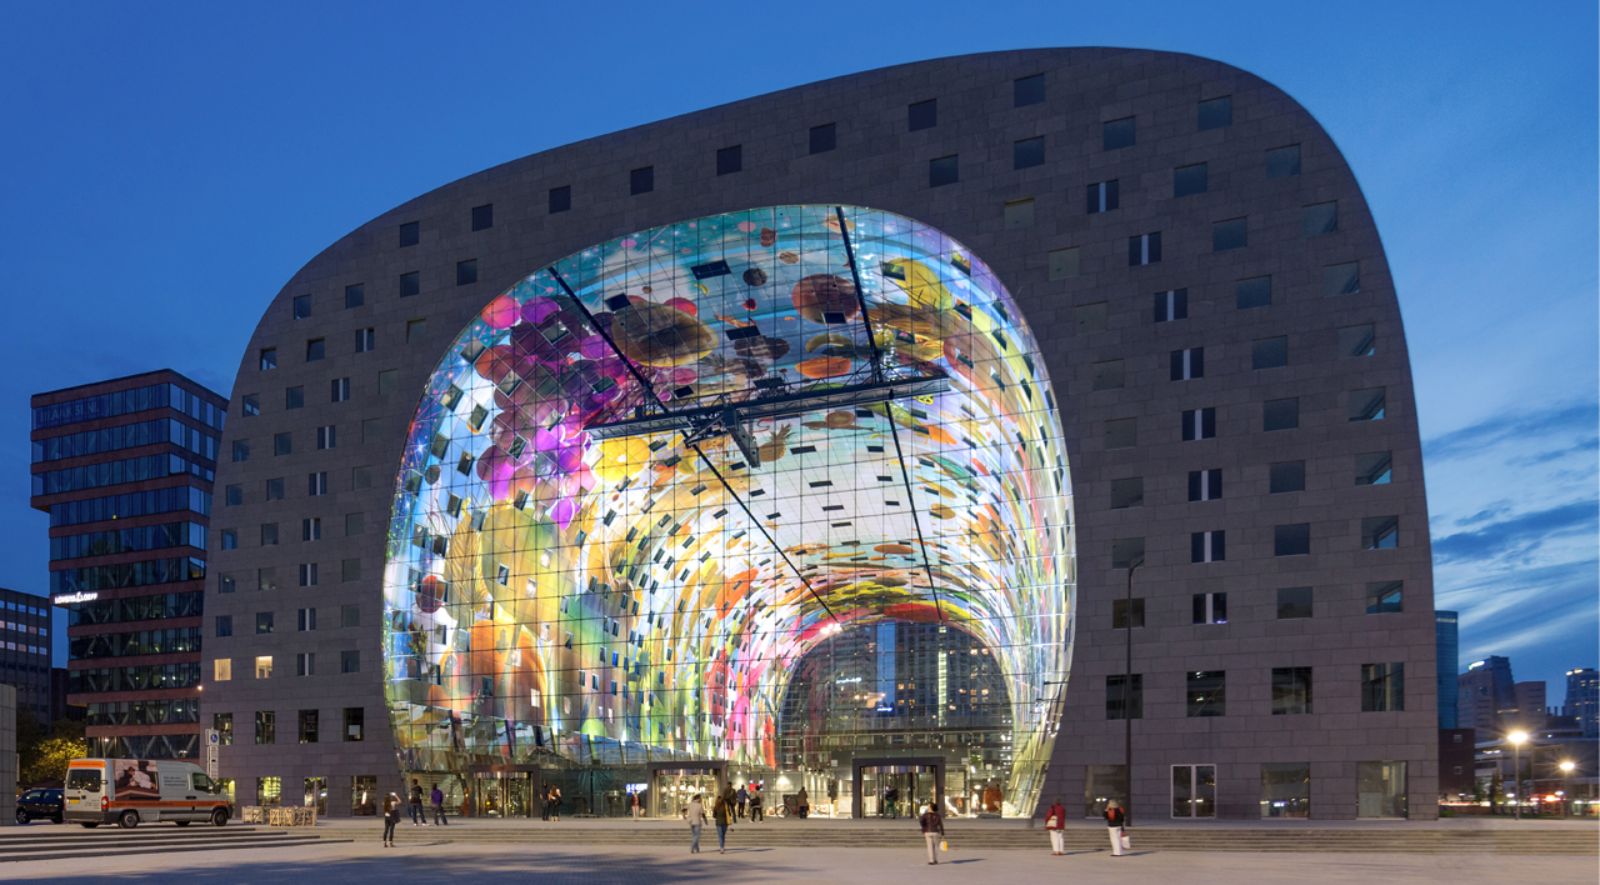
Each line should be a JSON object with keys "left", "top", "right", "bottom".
{"left": 749, "top": 786, "right": 764, "bottom": 822}
{"left": 381, "top": 792, "right": 401, "bottom": 847}
{"left": 1045, "top": 797, "right": 1068, "bottom": 855}
{"left": 430, "top": 783, "right": 448, "bottom": 826}
{"left": 686, "top": 793, "right": 706, "bottom": 854}
{"left": 796, "top": 787, "right": 810, "bottom": 819}
{"left": 885, "top": 785, "right": 899, "bottom": 820}
{"left": 408, "top": 779, "right": 426, "bottom": 826}
{"left": 736, "top": 784, "right": 748, "bottom": 820}
{"left": 1104, "top": 799, "right": 1127, "bottom": 857}
{"left": 550, "top": 785, "right": 562, "bottom": 821}
{"left": 541, "top": 785, "right": 552, "bottom": 821}
{"left": 629, "top": 790, "right": 641, "bottom": 819}
{"left": 919, "top": 800, "right": 945, "bottom": 865}
{"left": 713, "top": 787, "right": 734, "bottom": 853}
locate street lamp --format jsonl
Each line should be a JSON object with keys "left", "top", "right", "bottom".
{"left": 1507, "top": 730, "right": 1529, "bottom": 821}
{"left": 1123, "top": 556, "right": 1143, "bottom": 829}
{"left": 1559, "top": 760, "right": 1576, "bottom": 818}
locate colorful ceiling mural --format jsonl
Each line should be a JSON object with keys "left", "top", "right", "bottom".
{"left": 382, "top": 205, "right": 1075, "bottom": 815}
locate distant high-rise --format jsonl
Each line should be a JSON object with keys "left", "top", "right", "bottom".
{"left": 1458, "top": 655, "right": 1515, "bottom": 734}
{"left": 1511, "top": 680, "right": 1547, "bottom": 728}
{"left": 0, "top": 587, "right": 54, "bottom": 728}
{"left": 1436, "top": 610, "right": 1458, "bottom": 728}
{"left": 1565, "top": 668, "right": 1599, "bottom": 737}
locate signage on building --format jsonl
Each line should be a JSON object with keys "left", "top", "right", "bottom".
{"left": 205, "top": 728, "right": 219, "bottom": 779}
{"left": 51, "top": 591, "right": 99, "bottom": 605}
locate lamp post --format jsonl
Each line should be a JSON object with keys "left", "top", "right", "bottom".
{"left": 1559, "top": 760, "right": 1576, "bottom": 818}
{"left": 1507, "top": 730, "right": 1529, "bottom": 821}
{"left": 1123, "top": 556, "right": 1143, "bottom": 828}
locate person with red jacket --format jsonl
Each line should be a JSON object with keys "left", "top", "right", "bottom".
{"left": 1105, "top": 800, "right": 1127, "bottom": 856}
{"left": 1045, "top": 798, "right": 1068, "bottom": 855}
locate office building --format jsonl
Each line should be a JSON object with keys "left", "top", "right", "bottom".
{"left": 1564, "top": 668, "right": 1598, "bottom": 737}
{"left": 0, "top": 588, "right": 53, "bottom": 728}
{"left": 1459, "top": 656, "right": 1515, "bottom": 735}
{"left": 1435, "top": 610, "right": 1458, "bottom": 729}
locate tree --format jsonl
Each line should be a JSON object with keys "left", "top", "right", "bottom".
{"left": 18, "top": 718, "right": 86, "bottom": 787}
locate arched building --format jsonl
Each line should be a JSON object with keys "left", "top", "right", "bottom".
{"left": 204, "top": 48, "right": 1438, "bottom": 820}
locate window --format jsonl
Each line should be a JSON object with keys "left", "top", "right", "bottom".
{"left": 225, "top": 485, "right": 242, "bottom": 507}
{"left": 1154, "top": 289, "right": 1188, "bottom": 322}
{"left": 340, "top": 605, "right": 360, "bottom": 628}
{"left": 214, "top": 712, "right": 233, "bottom": 746}
{"left": 341, "top": 650, "right": 361, "bottom": 674}
{"left": 1048, "top": 247, "right": 1080, "bottom": 280}
{"left": 255, "top": 612, "right": 274, "bottom": 634}
{"left": 1075, "top": 302, "right": 1107, "bottom": 333}
{"left": 258, "top": 567, "right": 278, "bottom": 592}
{"left": 1109, "top": 477, "right": 1144, "bottom": 510}
{"left": 1198, "top": 95, "right": 1232, "bottom": 130}
{"left": 1277, "top": 586, "right": 1313, "bottom": 619}
{"left": 273, "top": 432, "right": 292, "bottom": 456}
{"left": 1363, "top": 515, "right": 1401, "bottom": 547}
{"left": 256, "top": 776, "right": 282, "bottom": 806}
{"left": 219, "top": 572, "right": 237, "bottom": 593}
{"left": 341, "top": 559, "right": 361, "bottom": 582}
{"left": 231, "top": 440, "right": 250, "bottom": 463}
{"left": 456, "top": 259, "right": 477, "bottom": 286}
{"left": 254, "top": 656, "right": 273, "bottom": 679}
{"left": 292, "top": 294, "right": 312, "bottom": 319}
{"left": 241, "top": 394, "right": 261, "bottom": 416}
{"left": 471, "top": 203, "right": 493, "bottom": 231}
{"left": 1111, "top": 598, "right": 1145, "bottom": 629}
{"left": 1170, "top": 347, "right": 1204, "bottom": 381}
{"left": 1355, "top": 452, "right": 1393, "bottom": 486}
{"left": 1181, "top": 407, "right": 1216, "bottom": 441}
{"left": 1191, "top": 530, "right": 1226, "bottom": 563}
{"left": 716, "top": 144, "right": 742, "bottom": 175}
{"left": 344, "top": 512, "right": 364, "bottom": 535}
{"left": 1266, "top": 144, "right": 1301, "bottom": 177}
{"left": 1269, "top": 461, "right": 1306, "bottom": 494}
{"left": 630, "top": 166, "right": 654, "bottom": 195}
{"left": 285, "top": 386, "right": 304, "bottom": 409}
{"left": 1366, "top": 581, "right": 1404, "bottom": 614}
{"left": 1104, "top": 418, "right": 1137, "bottom": 450}
{"left": 399, "top": 270, "right": 420, "bottom": 297}
{"left": 1323, "top": 262, "right": 1360, "bottom": 296}
{"left": 1106, "top": 674, "right": 1143, "bottom": 719}
{"left": 1304, "top": 201, "right": 1338, "bottom": 236}
{"left": 316, "top": 425, "right": 336, "bottom": 450}
{"left": 297, "top": 607, "right": 317, "bottom": 631}
{"left": 1361, "top": 663, "right": 1405, "bottom": 712}
{"left": 908, "top": 98, "right": 936, "bottom": 131}
{"left": 1004, "top": 198, "right": 1034, "bottom": 229}
{"left": 220, "top": 529, "right": 237, "bottom": 550}
{"left": 259, "top": 348, "right": 277, "bottom": 371}
{"left": 213, "top": 658, "right": 232, "bottom": 681}
{"left": 398, "top": 221, "right": 419, "bottom": 247}
{"left": 331, "top": 378, "right": 351, "bottom": 403}
{"left": 1339, "top": 323, "right": 1376, "bottom": 357}
{"left": 1084, "top": 765, "right": 1129, "bottom": 819}
{"left": 255, "top": 710, "right": 275, "bottom": 743}
{"left": 265, "top": 477, "right": 286, "bottom": 501}
{"left": 1235, "top": 275, "right": 1273, "bottom": 310}
{"left": 1086, "top": 179, "right": 1118, "bottom": 213}
{"left": 1013, "top": 136, "right": 1045, "bottom": 170}
{"left": 1014, "top": 73, "right": 1045, "bottom": 107}
{"left": 405, "top": 319, "right": 427, "bottom": 344}
{"left": 1102, "top": 116, "right": 1135, "bottom": 150}
{"left": 1357, "top": 761, "right": 1407, "bottom": 818}
{"left": 344, "top": 283, "right": 364, "bottom": 309}
{"left": 1110, "top": 537, "right": 1145, "bottom": 570}
{"left": 302, "top": 517, "right": 321, "bottom": 541}
{"left": 298, "top": 563, "right": 318, "bottom": 587}
{"left": 215, "top": 615, "right": 233, "bottom": 637}
{"left": 1192, "top": 592, "right": 1228, "bottom": 625}
{"left": 1174, "top": 162, "right": 1208, "bottom": 197}
{"left": 548, "top": 185, "right": 571, "bottom": 214}
{"left": 1350, "top": 387, "right": 1387, "bottom": 421}
{"left": 929, "top": 154, "right": 959, "bottom": 187}
{"left": 1187, "top": 671, "right": 1226, "bottom": 716}
{"left": 1263, "top": 397, "right": 1299, "bottom": 431}
{"left": 298, "top": 709, "right": 318, "bottom": 743}
{"left": 1213, "top": 217, "right": 1248, "bottom": 251}
{"left": 1091, "top": 360, "right": 1125, "bottom": 391}
{"left": 1272, "top": 668, "right": 1313, "bottom": 715}
{"left": 1252, "top": 336, "right": 1288, "bottom": 369}
{"left": 1188, "top": 468, "right": 1222, "bottom": 502}
{"left": 1261, "top": 763, "right": 1310, "bottom": 818}
{"left": 305, "top": 338, "right": 325, "bottom": 362}
{"left": 343, "top": 707, "right": 364, "bottom": 741}
{"left": 808, "top": 123, "right": 835, "bottom": 154}
{"left": 1275, "top": 523, "right": 1311, "bottom": 556}
{"left": 355, "top": 327, "right": 375, "bottom": 353}
{"left": 260, "top": 523, "right": 278, "bottom": 546}
{"left": 353, "top": 464, "right": 374, "bottom": 487}
{"left": 308, "top": 472, "right": 329, "bottom": 496}
{"left": 295, "top": 653, "right": 315, "bottom": 677}
{"left": 1128, "top": 232, "right": 1161, "bottom": 266}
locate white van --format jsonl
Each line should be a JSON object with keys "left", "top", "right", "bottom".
{"left": 64, "top": 757, "right": 231, "bottom": 828}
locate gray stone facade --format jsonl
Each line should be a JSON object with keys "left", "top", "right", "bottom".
{"left": 204, "top": 48, "right": 1437, "bottom": 819}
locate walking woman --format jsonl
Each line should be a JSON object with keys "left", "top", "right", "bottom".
{"left": 919, "top": 800, "right": 945, "bottom": 866}
{"left": 1045, "top": 797, "right": 1068, "bottom": 855}
{"left": 381, "top": 792, "right": 401, "bottom": 847}
{"left": 712, "top": 787, "right": 734, "bottom": 853}
{"left": 1104, "top": 799, "right": 1127, "bottom": 857}
{"left": 686, "top": 793, "right": 707, "bottom": 854}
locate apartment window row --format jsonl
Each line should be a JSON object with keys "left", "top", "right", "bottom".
{"left": 1109, "top": 452, "right": 1393, "bottom": 510}
{"left": 1108, "top": 517, "right": 1400, "bottom": 569}
{"left": 215, "top": 558, "right": 362, "bottom": 594}
{"left": 223, "top": 464, "right": 376, "bottom": 509}
{"left": 1103, "top": 388, "right": 1390, "bottom": 448}
{"left": 242, "top": 707, "right": 365, "bottom": 745}
{"left": 1109, "top": 582, "right": 1408, "bottom": 630}
{"left": 1105, "top": 662, "right": 1404, "bottom": 719}
{"left": 211, "top": 650, "right": 360, "bottom": 685}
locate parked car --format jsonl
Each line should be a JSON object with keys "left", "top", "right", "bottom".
{"left": 16, "top": 788, "right": 64, "bottom": 824}
{"left": 64, "top": 758, "right": 230, "bottom": 828}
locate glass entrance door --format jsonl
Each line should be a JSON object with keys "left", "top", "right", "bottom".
{"left": 1171, "top": 764, "right": 1216, "bottom": 818}
{"left": 650, "top": 767, "right": 722, "bottom": 819}
{"left": 471, "top": 771, "right": 536, "bottom": 818}
{"left": 856, "top": 763, "right": 942, "bottom": 819}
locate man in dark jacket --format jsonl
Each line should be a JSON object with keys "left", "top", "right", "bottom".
{"left": 919, "top": 801, "right": 945, "bottom": 865}
{"left": 408, "top": 779, "right": 426, "bottom": 826}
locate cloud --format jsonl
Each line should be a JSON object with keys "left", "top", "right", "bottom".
{"left": 1423, "top": 400, "right": 1598, "bottom": 463}
{"left": 1432, "top": 499, "right": 1600, "bottom": 564}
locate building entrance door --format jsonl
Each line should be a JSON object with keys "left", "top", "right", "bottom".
{"left": 649, "top": 762, "right": 726, "bottom": 819}
{"left": 851, "top": 757, "right": 945, "bottom": 819}
{"left": 1171, "top": 764, "right": 1216, "bottom": 818}
{"left": 467, "top": 766, "right": 539, "bottom": 818}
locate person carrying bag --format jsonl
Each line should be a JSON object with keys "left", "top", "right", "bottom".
{"left": 919, "top": 800, "right": 946, "bottom": 866}
{"left": 1104, "top": 799, "right": 1128, "bottom": 856}
{"left": 1045, "top": 797, "right": 1068, "bottom": 855}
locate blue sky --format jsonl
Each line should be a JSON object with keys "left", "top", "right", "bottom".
{"left": 0, "top": 1, "right": 1594, "bottom": 700}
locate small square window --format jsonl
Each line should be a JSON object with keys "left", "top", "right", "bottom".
{"left": 1274, "top": 523, "right": 1311, "bottom": 556}
{"left": 1188, "top": 468, "right": 1222, "bottom": 502}
{"left": 1267, "top": 144, "right": 1302, "bottom": 177}
{"left": 378, "top": 369, "right": 398, "bottom": 397}
{"left": 1128, "top": 232, "right": 1161, "bottom": 266}
{"left": 908, "top": 99, "right": 937, "bottom": 131}
{"left": 630, "top": 166, "right": 654, "bottom": 195}
{"left": 548, "top": 185, "right": 571, "bottom": 214}
{"left": 1339, "top": 323, "right": 1376, "bottom": 357}
{"left": 1014, "top": 73, "right": 1045, "bottom": 107}
{"left": 292, "top": 294, "right": 312, "bottom": 319}
{"left": 1110, "top": 537, "right": 1145, "bottom": 569}
{"left": 1103, "top": 116, "right": 1135, "bottom": 150}
{"left": 297, "top": 563, "right": 319, "bottom": 588}
{"left": 1106, "top": 674, "right": 1143, "bottom": 720}
{"left": 213, "top": 658, "right": 232, "bottom": 681}
{"left": 1153, "top": 289, "right": 1188, "bottom": 323}
{"left": 407, "top": 319, "right": 427, "bottom": 343}
{"left": 1104, "top": 417, "right": 1137, "bottom": 450}
{"left": 1362, "top": 516, "right": 1400, "bottom": 550}
{"left": 1270, "top": 461, "right": 1306, "bottom": 494}
{"left": 220, "top": 529, "right": 237, "bottom": 550}
{"left": 1111, "top": 598, "right": 1145, "bottom": 629}
{"left": 231, "top": 439, "right": 250, "bottom": 463}
{"left": 1174, "top": 163, "right": 1208, "bottom": 197}
{"left": 1086, "top": 180, "right": 1119, "bottom": 214}
{"left": 1277, "top": 586, "right": 1313, "bottom": 619}
{"left": 242, "top": 394, "right": 260, "bottom": 417}
{"left": 471, "top": 204, "right": 493, "bottom": 231}
{"left": 1361, "top": 663, "right": 1404, "bottom": 712}
{"left": 716, "top": 145, "right": 742, "bottom": 176}
{"left": 929, "top": 154, "right": 959, "bottom": 187}
{"left": 285, "top": 386, "right": 304, "bottom": 410}
{"left": 273, "top": 432, "right": 292, "bottom": 456}
{"left": 1263, "top": 397, "right": 1299, "bottom": 431}
{"left": 1091, "top": 360, "right": 1125, "bottom": 391}
{"left": 1198, "top": 96, "right": 1233, "bottom": 130}
{"left": 1192, "top": 592, "right": 1228, "bottom": 625}
{"left": 259, "top": 348, "right": 278, "bottom": 371}
{"left": 256, "top": 612, "right": 274, "bottom": 634}
{"left": 1181, "top": 407, "right": 1216, "bottom": 441}
{"left": 355, "top": 327, "right": 376, "bottom": 353}
{"left": 1191, "top": 530, "right": 1226, "bottom": 563}
{"left": 1187, "top": 670, "right": 1226, "bottom": 716}
{"left": 1075, "top": 301, "right": 1107, "bottom": 333}
{"left": 1355, "top": 451, "right": 1393, "bottom": 486}
{"left": 1004, "top": 198, "right": 1034, "bottom": 229}
{"left": 265, "top": 477, "right": 285, "bottom": 501}
{"left": 1366, "top": 581, "right": 1404, "bottom": 614}
{"left": 1272, "top": 668, "right": 1313, "bottom": 715}
{"left": 1213, "top": 217, "right": 1248, "bottom": 251}
{"left": 215, "top": 616, "right": 233, "bottom": 637}
{"left": 1109, "top": 477, "right": 1144, "bottom": 510}
{"left": 809, "top": 123, "right": 836, "bottom": 154}
{"left": 398, "top": 221, "right": 419, "bottom": 248}
{"left": 219, "top": 572, "right": 237, "bottom": 593}
{"left": 1304, "top": 201, "right": 1339, "bottom": 236}
{"left": 1237, "top": 276, "right": 1273, "bottom": 310}
{"left": 340, "top": 604, "right": 360, "bottom": 628}
{"left": 1171, "top": 347, "right": 1204, "bottom": 381}
{"left": 1349, "top": 387, "right": 1387, "bottom": 422}
{"left": 399, "top": 271, "right": 420, "bottom": 298}
{"left": 344, "top": 512, "right": 365, "bottom": 535}
{"left": 456, "top": 259, "right": 477, "bottom": 286}
{"left": 331, "top": 378, "right": 351, "bottom": 403}
{"left": 259, "top": 522, "right": 278, "bottom": 546}
{"left": 341, "top": 559, "right": 362, "bottom": 582}
{"left": 1252, "top": 336, "right": 1289, "bottom": 369}
{"left": 1048, "top": 247, "right": 1079, "bottom": 281}
{"left": 1013, "top": 136, "right": 1045, "bottom": 170}
{"left": 341, "top": 650, "right": 361, "bottom": 674}
{"left": 305, "top": 338, "right": 325, "bottom": 362}
{"left": 1323, "top": 262, "right": 1360, "bottom": 296}
{"left": 225, "top": 485, "right": 243, "bottom": 507}
{"left": 344, "top": 283, "right": 364, "bottom": 309}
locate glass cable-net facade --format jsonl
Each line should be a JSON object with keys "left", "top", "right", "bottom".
{"left": 383, "top": 205, "right": 1074, "bottom": 816}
